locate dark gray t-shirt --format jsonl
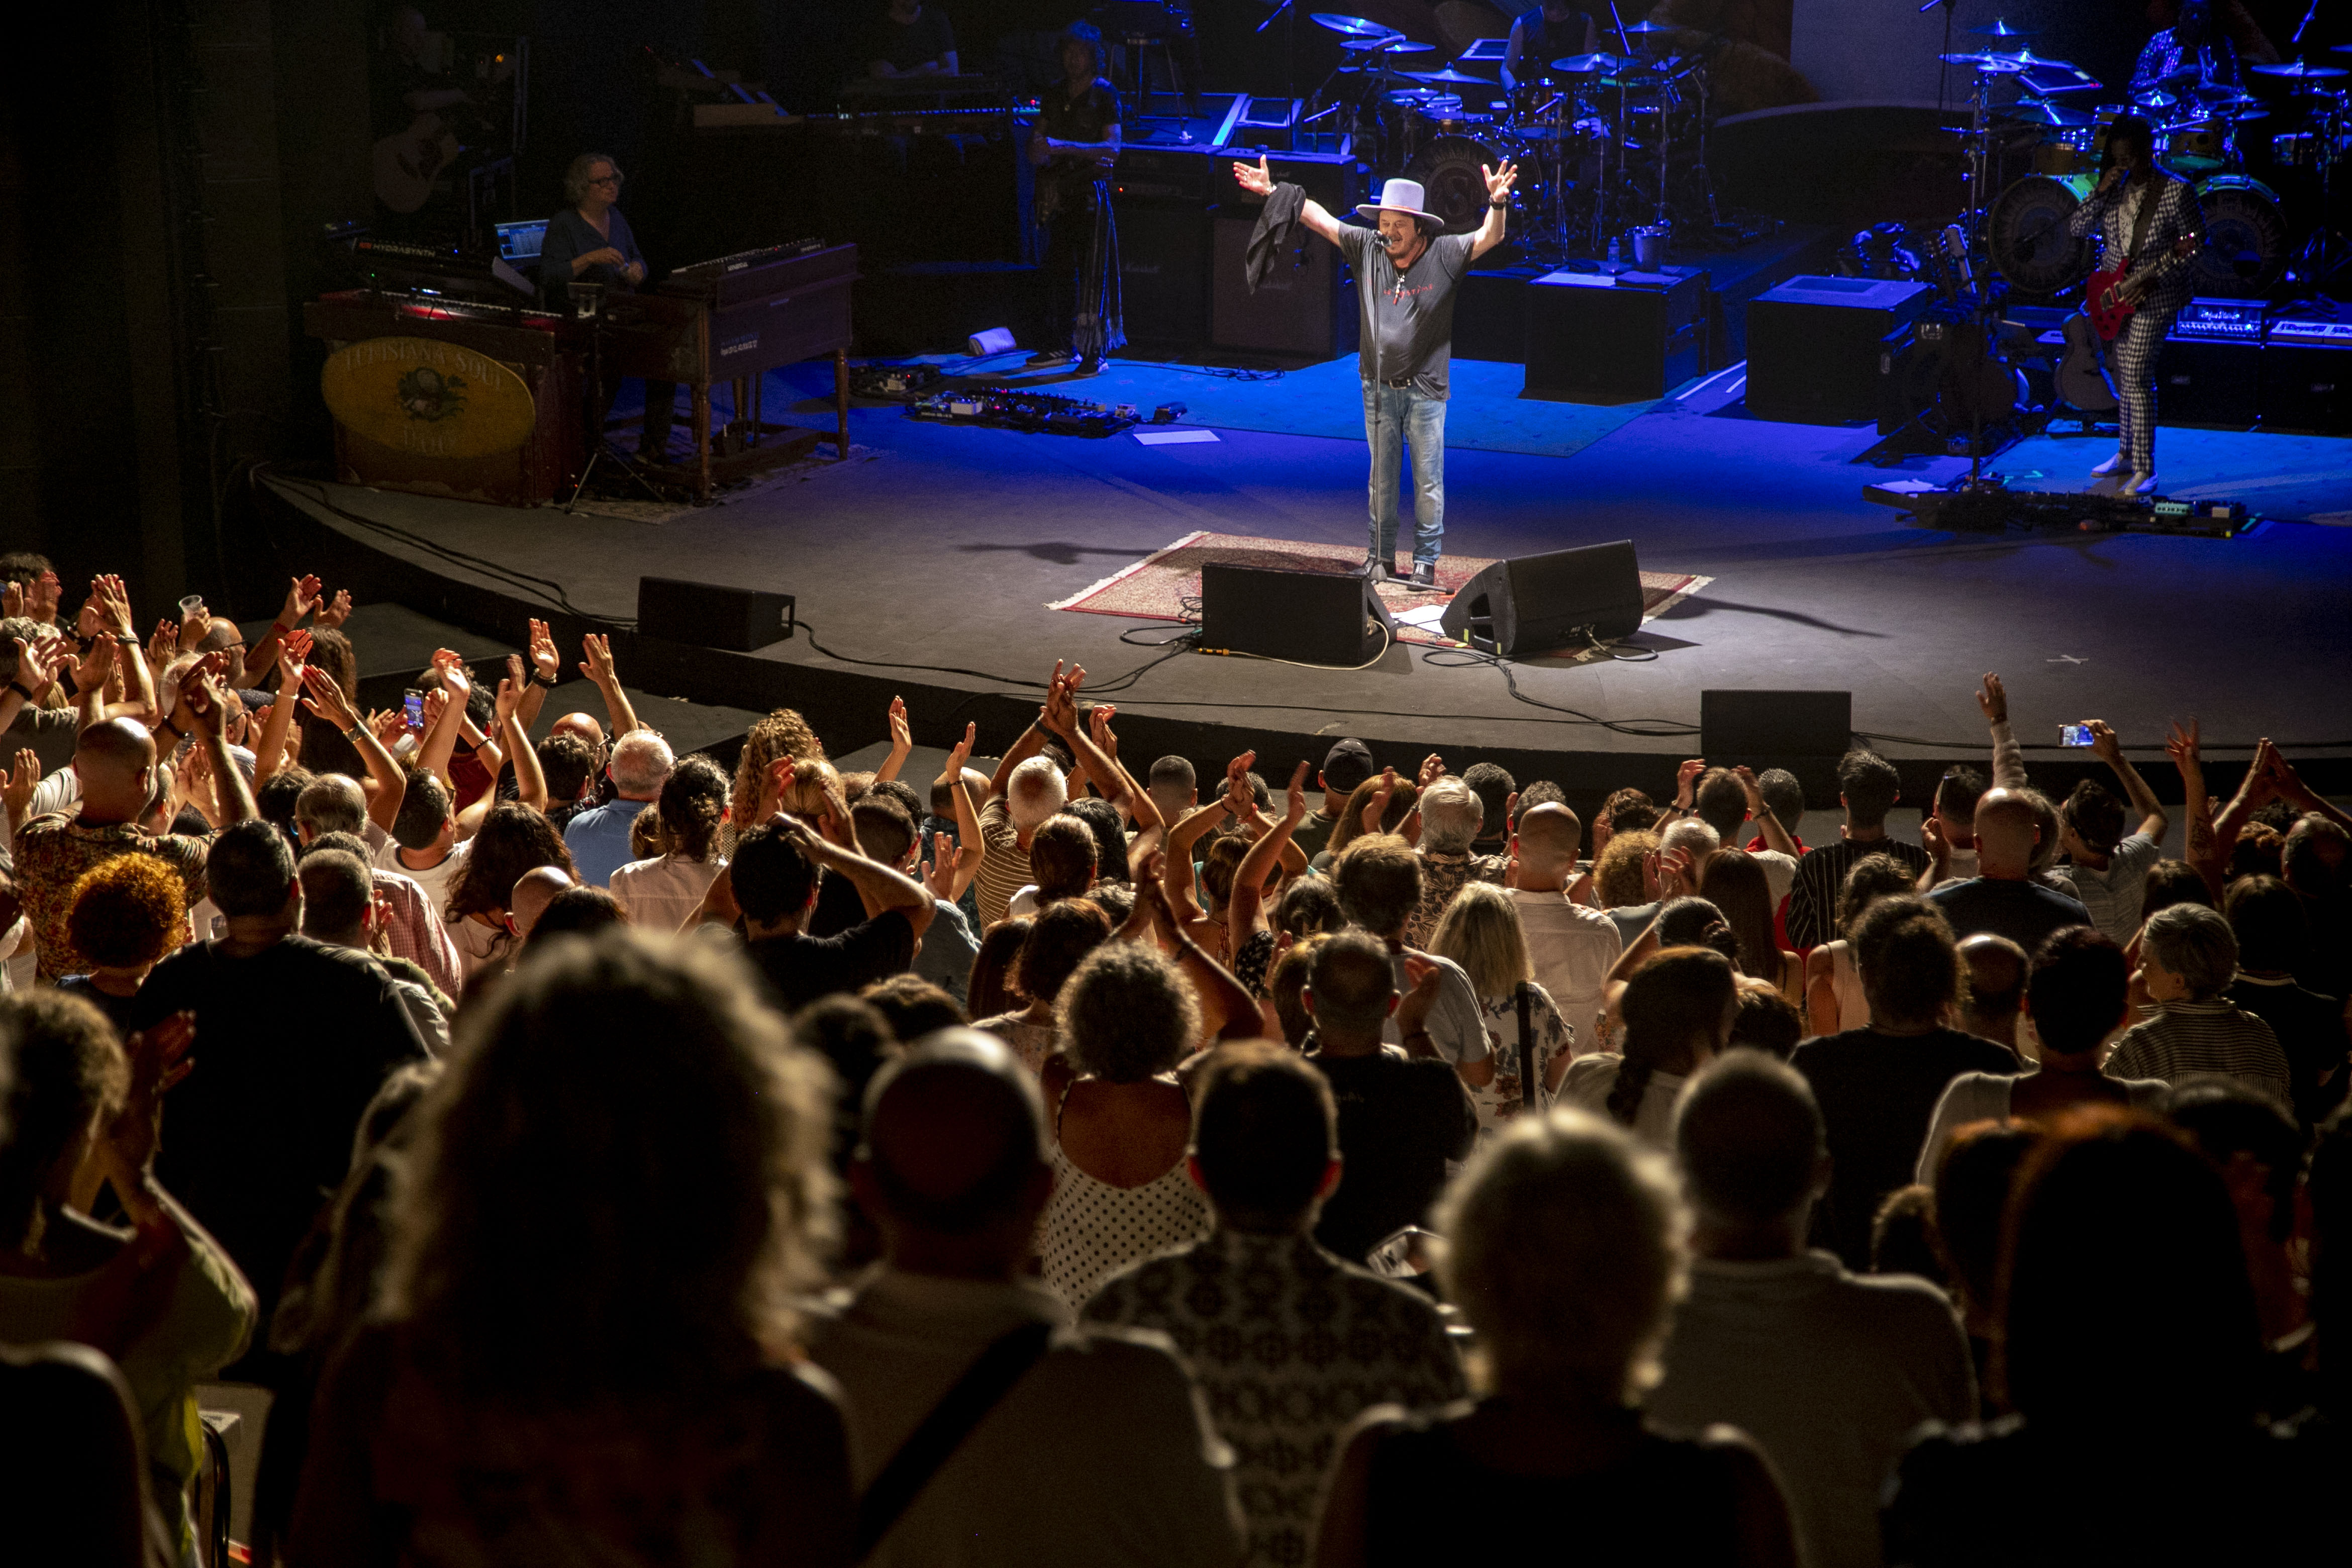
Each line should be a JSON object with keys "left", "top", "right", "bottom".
{"left": 1336, "top": 226, "right": 1476, "bottom": 398}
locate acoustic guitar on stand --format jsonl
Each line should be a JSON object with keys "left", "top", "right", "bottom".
{"left": 2085, "top": 231, "right": 2201, "bottom": 341}
{"left": 372, "top": 112, "right": 463, "bottom": 214}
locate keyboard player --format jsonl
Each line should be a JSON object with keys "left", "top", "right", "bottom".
{"left": 539, "top": 152, "right": 677, "bottom": 462}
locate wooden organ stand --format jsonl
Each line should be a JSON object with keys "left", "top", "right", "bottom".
{"left": 608, "top": 241, "right": 858, "bottom": 503}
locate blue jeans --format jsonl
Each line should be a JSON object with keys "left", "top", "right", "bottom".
{"left": 1361, "top": 379, "right": 1447, "bottom": 566}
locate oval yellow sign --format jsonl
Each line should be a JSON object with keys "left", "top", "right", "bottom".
{"left": 321, "top": 336, "right": 537, "bottom": 459}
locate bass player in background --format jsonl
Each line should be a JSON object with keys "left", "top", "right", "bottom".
{"left": 1027, "top": 21, "right": 1125, "bottom": 375}
{"left": 2066, "top": 117, "right": 2201, "bottom": 497}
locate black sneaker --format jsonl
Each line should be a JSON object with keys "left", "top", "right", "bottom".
{"left": 1405, "top": 561, "right": 1442, "bottom": 592}
{"left": 1026, "top": 349, "right": 1075, "bottom": 369}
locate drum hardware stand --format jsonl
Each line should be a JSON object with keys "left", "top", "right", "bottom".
{"left": 2290, "top": 108, "right": 2351, "bottom": 290}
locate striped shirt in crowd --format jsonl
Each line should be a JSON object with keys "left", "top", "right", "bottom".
{"left": 971, "top": 798, "right": 1033, "bottom": 931}
{"left": 1785, "top": 837, "right": 1932, "bottom": 950}
{"left": 2104, "top": 999, "right": 2292, "bottom": 1104}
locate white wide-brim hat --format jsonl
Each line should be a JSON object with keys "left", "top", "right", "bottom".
{"left": 1354, "top": 177, "right": 1442, "bottom": 226}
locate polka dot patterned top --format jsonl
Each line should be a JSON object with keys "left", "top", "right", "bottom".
{"left": 1038, "top": 1080, "right": 1213, "bottom": 1313}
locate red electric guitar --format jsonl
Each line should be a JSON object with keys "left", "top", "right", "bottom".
{"left": 2085, "top": 230, "right": 2201, "bottom": 341}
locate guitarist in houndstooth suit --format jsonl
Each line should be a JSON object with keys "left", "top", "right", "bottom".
{"left": 2066, "top": 116, "right": 2203, "bottom": 495}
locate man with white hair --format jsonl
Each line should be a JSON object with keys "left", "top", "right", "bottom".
{"left": 1607, "top": 817, "right": 1722, "bottom": 948}
{"left": 562, "top": 728, "right": 674, "bottom": 889}
{"left": 295, "top": 774, "right": 461, "bottom": 998}
{"left": 1406, "top": 773, "right": 1502, "bottom": 947}
{"left": 972, "top": 753, "right": 1065, "bottom": 931}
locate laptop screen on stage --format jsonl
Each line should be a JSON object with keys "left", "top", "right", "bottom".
{"left": 495, "top": 219, "right": 548, "bottom": 263}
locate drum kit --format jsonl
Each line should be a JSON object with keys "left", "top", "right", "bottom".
{"left": 1305, "top": 12, "right": 1719, "bottom": 257}
{"left": 1941, "top": 19, "right": 2351, "bottom": 302}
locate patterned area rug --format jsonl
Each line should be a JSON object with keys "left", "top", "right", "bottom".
{"left": 1050, "top": 530, "right": 1711, "bottom": 650}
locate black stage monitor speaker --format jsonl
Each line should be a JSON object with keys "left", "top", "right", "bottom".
{"left": 1199, "top": 563, "right": 1392, "bottom": 666}
{"left": 1438, "top": 540, "right": 1644, "bottom": 657}
{"left": 638, "top": 577, "right": 797, "bottom": 651}
{"left": 1701, "top": 690, "right": 1853, "bottom": 759}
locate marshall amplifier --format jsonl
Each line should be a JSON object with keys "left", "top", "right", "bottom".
{"left": 1211, "top": 211, "right": 1357, "bottom": 358}
{"left": 2261, "top": 315, "right": 2352, "bottom": 434}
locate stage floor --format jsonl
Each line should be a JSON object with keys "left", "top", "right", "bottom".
{"left": 263, "top": 353, "right": 2352, "bottom": 801}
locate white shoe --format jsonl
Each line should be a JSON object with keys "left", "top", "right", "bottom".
{"left": 2126, "top": 470, "right": 2159, "bottom": 495}
{"left": 2091, "top": 452, "right": 2128, "bottom": 476}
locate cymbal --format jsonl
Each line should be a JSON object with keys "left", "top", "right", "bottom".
{"left": 1969, "top": 19, "right": 2036, "bottom": 39}
{"left": 1998, "top": 49, "right": 2077, "bottom": 74}
{"left": 1404, "top": 66, "right": 1493, "bottom": 84}
{"left": 1552, "top": 52, "right": 1636, "bottom": 74}
{"left": 1616, "top": 19, "right": 1676, "bottom": 34}
{"left": 2253, "top": 59, "right": 2348, "bottom": 79}
{"left": 1940, "top": 51, "right": 2027, "bottom": 73}
{"left": 2131, "top": 87, "right": 2181, "bottom": 112}
{"left": 1311, "top": 14, "right": 1399, "bottom": 39}
{"left": 2194, "top": 84, "right": 2260, "bottom": 107}
{"left": 2002, "top": 98, "right": 2093, "bottom": 128}
{"left": 1341, "top": 35, "right": 1435, "bottom": 53}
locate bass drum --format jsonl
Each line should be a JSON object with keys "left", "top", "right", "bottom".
{"left": 2189, "top": 175, "right": 2289, "bottom": 298}
{"left": 1987, "top": 174, "right": 2093, "bottom": 298}
{"left": 1403, "top": 133, "right": 1526, "bottom": 234}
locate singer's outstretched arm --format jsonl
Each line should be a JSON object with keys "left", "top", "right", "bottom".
{"left": 1231, "top": 156, "right": 1341, "bottom": 245}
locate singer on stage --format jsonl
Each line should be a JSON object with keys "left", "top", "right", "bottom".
{"left": 1231, "top": 157, "right": 1517, "bottom": 590}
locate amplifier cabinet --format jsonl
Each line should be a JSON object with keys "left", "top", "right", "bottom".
{"left": 1211, "top": 212, "right": 1357, "bottom": 359}
{"left": 1746, "top": 275, "right": 1932, "bottom": 423}
{"left": 2155, "top": 334, "right": 2260, "bottom": 429}
{"left": 1119, "top": 201, "right": 1211, "bottom": 349}
{"left": 2258, "top": 341, "right": 2352, "bottom": 434}
{"left": 1524, "top": 266, "right": 1707, "bottom": 403}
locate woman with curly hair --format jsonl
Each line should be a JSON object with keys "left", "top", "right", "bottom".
{"left": 442, "top": 803, "right": 576, "bottom": 980}
{"left": 1035, "top": 941, "right": 1212, "bottom": 1310}
{"left": 287, "top": 928, "right": 855, "bottom": 1564}
{"left": 610, "top": 755, "right": 730, "bottom": 933}
{"left": 725, "top": 708, "right": 829, "bottom": 856}
{"left": 56, "top": 854, "right": 186, "bottom": 1036}
{"left": 1593, "top": 829, "right": 1660, "bottom": 911}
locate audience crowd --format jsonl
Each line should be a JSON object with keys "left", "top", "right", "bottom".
{"left": 1, "top": 548, "right": 2347, "bottom": 1566}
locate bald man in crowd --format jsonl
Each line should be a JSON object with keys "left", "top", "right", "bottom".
{"left": 507, "top": 864, "right": 575, "bottom": 944}
{"left": 1925, "top": 788, "right": 2091, "bottom": 952}
{"left": 14, "top": 674, "right": 252, "bottom": 980}
{"left": 1505, "top": 801, "right": 1620, "bottom": 1050}
{"left": 802, "top": 1031, "right": 1243, "bottom": 1567}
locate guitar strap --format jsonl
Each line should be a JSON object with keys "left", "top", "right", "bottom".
{"left": 2126, "top": 178, "right": 2162, "bottom": 265}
